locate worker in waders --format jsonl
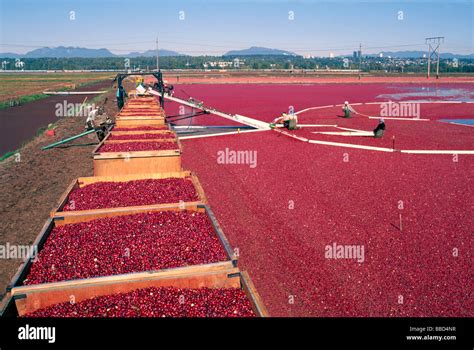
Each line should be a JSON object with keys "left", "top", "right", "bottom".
{"left": 85, "top": 106, "right": 110, "bottom": 141}
{"left": 116, "top": 85, "right": 126, "bottom": 110}
{"left": 270, "top": 113, "right": 298, "bottom": 130}
{"left": 373, "top": 119, "right": 386, "bottom": 138}
{"left": 342, "top": 101, "right": 355, "bottom": 118}
{"left": 85, "top": 106, "right": 104, "bottom": 130}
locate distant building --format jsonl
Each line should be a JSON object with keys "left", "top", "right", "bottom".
{"left": 206, "top": 61, "right": 233, "bottom": 68}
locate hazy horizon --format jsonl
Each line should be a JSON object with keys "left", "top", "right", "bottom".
{"left": 1, "top": 0, "right": 472, "bottom": 56}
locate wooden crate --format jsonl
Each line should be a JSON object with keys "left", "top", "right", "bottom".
{"left": 50, "top": 171, "right": 208, "bottom": 225}
{"left": 9, "top": 265, "right": 268, "bottom": 317}
{"left": 8, "top": 204, "right": 248, "bottom": 316}
{"left": 92, "top": 139, "right": 182, "bottom": 176}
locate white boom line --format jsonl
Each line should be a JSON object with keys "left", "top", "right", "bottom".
{"left": 153, "top": 90, "right": 271, "bottom": 130}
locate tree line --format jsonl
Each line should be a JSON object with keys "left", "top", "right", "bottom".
{"left": 1, "top": 55, "right": 473, "bottom": 73}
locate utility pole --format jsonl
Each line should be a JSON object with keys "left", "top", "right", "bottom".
{"left": 425, "top": 37, "right": 444, "bottom": 79}
{"left": 156, "top": 36, "right": 159, "bottom": 71}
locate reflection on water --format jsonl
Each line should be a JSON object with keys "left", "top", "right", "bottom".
{"left": 440, "top": 119, "right": 474, "bottom": 126}
{"left": 377, "top": 86, "right": 474, "bottom": 102}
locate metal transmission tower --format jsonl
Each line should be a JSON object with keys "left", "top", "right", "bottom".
{"left": 425, "top": 37, "right": 444, "bottom": 79}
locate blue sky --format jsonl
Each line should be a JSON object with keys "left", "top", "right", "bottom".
{"left": 0, "top": 0, "right": 472, "bottom": 56}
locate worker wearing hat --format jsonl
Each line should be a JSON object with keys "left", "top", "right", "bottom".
{"left": 342, "top": 101, "right": 355, "bottom": 118}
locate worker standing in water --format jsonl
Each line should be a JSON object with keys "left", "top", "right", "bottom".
{"left": 270, "top": 113, "right": 298, "bottom": 130}
{"left": 373, "top": 118, "right": 386, "bottom": 138}
{"left": 116, "top": 85, "right": 126, "bottom": 110}
{"left": 342, "top": 101, "right": 356, "bottom": 118}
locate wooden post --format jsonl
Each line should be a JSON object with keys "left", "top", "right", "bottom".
{"left": 399, "top": 213, "right": 403, "bottom": 232}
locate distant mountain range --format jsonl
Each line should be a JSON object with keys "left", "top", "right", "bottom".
{"left": 224, "top": 46, "right": 299, "bottom": 56}
{"left": 0, "top": 46, "right": 472, "bottom": 59}
{"left": 124, "top": 49, "right": 183, "bottom": 58}
{"left": 367, "top": 51, "right": 474, "bottom": 59}
{"left": 0, "top": 46, "right": 182, "bottom": 58}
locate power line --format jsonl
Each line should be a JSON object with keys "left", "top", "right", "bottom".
{"left": 425, "top": 37, "right": 444, "bottom": 79}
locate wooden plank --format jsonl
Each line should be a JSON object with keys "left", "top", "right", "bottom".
{"left": 7, "top": 218, "right": 55, "bottom": 292}
{"left": 122, "top": 106, "right": 161, "bottom": 109}
{"left": 53, "top": 202, "right": 201, "bottom": 225}
{"left": 120, "top": 108, "right": 162, "bottom": 111}
{"left": 116, "top": 115, "right": 165, "bottom": 120}
{"left": 202, "top": 205, "right": 237, "bottom": 264}
{"left": 93, "top": 154, "right": 182, "bottom": 176}
{"left": 106, "top": 138, "right": 178, "bottom": 144}
{"left": 240, "top": 271, "right": 269, "bottom": 317}
{"left": 91, "top": 137, "right": 103, "bottom": 154}
{"left": 112, "top": 124, "right": 170, "bottom": 132}
{"left": 118, "top": 116, "right": 165, "bottom": 119}
{"left": 115, "top": 119, "right": 165, "bottom": 127}
{"left": 191, "top": 173, "right": 208, "bottom": 204}
{"left": 120, "top": 107, "right": 162, "bottom": 109}
{"left": 111, "top": 130, "right": 173, "bottom": 136}
{"left": 118, "top": 113, "right": 164, "bottom": 116}
{"left": 77, "top": 171, "right": 192, "bottom": 186}
{"left": 93, "top": 149, "right": 181, "bottom": 159}
{"left": 13, "top": 263, "right": 235, "bottom": 295}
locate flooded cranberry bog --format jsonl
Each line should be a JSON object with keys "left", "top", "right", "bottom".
{"left": 165, "top": 82, "right": 473, "bottom": 317}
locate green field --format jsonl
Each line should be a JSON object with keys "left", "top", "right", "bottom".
{"left": 0, "top": 72, "right": 114, "bottom": 106}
